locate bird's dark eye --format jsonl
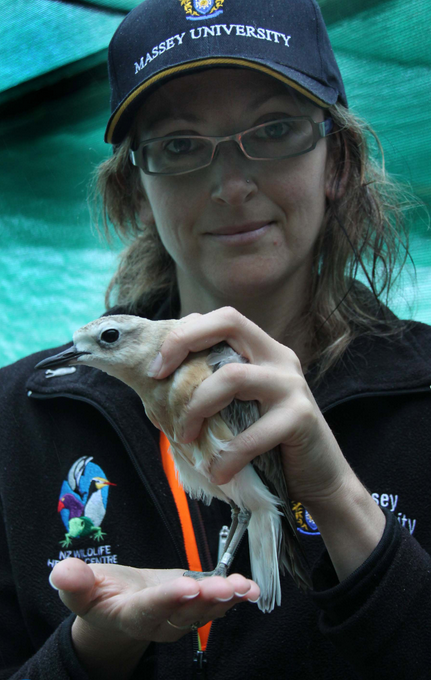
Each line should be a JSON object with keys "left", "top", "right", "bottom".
{"left": 101, "top": 328, "right": 120, "bottom": 343}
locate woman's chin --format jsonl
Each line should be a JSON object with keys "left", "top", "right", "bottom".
{"left": 207, "top": 268, "right": 292, "bottom": 301}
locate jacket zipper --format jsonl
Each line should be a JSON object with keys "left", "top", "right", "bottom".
{"left": 192, "top": 647, "right": 208, "bottom": 679}
{"left": 187, "top": 494, "right": 214, "bottom": 677}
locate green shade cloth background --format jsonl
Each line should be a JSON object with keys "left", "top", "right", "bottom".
{"left": 0, "top": 0, "right": 430, "bottom": 367}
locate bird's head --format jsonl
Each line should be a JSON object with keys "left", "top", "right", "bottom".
{"left": 35, "top": 315, "right": 176, "bottom": 388}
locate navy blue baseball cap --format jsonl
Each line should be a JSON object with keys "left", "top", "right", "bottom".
{"left": 105, "top": 0, "right": 347, "bottom": 145}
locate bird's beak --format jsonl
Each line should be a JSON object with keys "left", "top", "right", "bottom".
{"left": 35, "top": 347, "right": 91, "bottom": 370}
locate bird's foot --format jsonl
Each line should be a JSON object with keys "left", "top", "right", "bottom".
{"left": 183, "top": 563, "right": 228, "bottom": 580}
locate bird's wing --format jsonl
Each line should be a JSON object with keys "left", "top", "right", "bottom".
{"left": 208, "top": 344, "right": 311, "bottom": 590}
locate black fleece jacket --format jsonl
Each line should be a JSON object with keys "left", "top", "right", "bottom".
{"left": 1, "top": 308, "right": 431, "bottom": 679}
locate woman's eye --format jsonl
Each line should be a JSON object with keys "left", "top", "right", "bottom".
{"left": 260, "top": 121, "right": 292, "bottom": 139}
{"left": 101, "top": 328, "right": 120, "bottom": 343}
{"left": 164, "top": 138, "right": 196, "bottom": 155}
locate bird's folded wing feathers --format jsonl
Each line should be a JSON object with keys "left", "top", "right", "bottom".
{"left": 208, "top": 343, "right": 311, "bottom": 589}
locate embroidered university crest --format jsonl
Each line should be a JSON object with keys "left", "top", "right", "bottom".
{"left": 292, "top": 501, "right": 321, "bottom": 536}
{"left": 180, "top": 0, "right": 225, "bottom": 20}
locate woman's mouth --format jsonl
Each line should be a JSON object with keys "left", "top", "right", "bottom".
{"left": 206, "top": 221, "right": 274, "bottom": 245}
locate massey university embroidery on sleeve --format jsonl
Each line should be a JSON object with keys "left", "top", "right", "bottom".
{"left": 292, "top": 491, "right": 418, "bottom": 537}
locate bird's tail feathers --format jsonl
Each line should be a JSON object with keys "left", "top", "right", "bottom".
{"left": 248, "top": 507, "right": 283, "bottom": 613}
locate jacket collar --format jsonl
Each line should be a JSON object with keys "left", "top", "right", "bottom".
{"left": 309, "top": 321, "right": 431, "bottom": 412}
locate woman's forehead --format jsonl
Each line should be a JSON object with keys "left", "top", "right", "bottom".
{"left": 137, "top": 68, "right": 319, "bottom": 130}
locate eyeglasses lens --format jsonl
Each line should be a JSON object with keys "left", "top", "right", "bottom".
{"left": 242, "top": 119, "right": 314, "bottom": 159}
{"left": 144, "top": 137, "right": 213, "bottom": 174}
{"left": 141, "top": 118, "right": 315, "bottom": 175}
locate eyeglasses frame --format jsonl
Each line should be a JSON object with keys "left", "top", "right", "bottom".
{"left": 129, "top": 116, "right": 334, "bottom": 176}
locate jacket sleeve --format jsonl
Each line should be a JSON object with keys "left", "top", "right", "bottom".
{"left": 0, "top": 362, "right": 157, "bottom": 680}
{"left": 0, "top": 500, "right": 157, "bottom": 680}
{"left": 2, "top": 618, "right": 90, "bottom": 680}
{"left": 0, "top": 498, "right": 90, "bottom": 680}
{"left": 311, "top": 509, "right": 431, "bottom": 678}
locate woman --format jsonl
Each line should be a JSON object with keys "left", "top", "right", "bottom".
{"left": 1, "top": 1, "right": 431, "bottom": 678}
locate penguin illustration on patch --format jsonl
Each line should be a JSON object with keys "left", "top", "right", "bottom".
{"left": 58, "top": 456, "right": 116, "bottom": 547}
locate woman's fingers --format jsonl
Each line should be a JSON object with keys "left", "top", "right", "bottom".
{"left": 50, "top": 558, "right": 97, "bottom": 616}
{"left": 178, "top": 362, "right": 303, "bottom": 443}
{"left": 151, "top": 307, "right": 290, "bottom": 379}
{"left": 210, "top": 405, "right": 349, "bottom": 504}
{"left": 161, "top": 575, "right": 259, "bottom": 640}
{"left": 126, "top": 572, "right": 259, "bottom": 637}
{"left": 49, "top": 559, "right": 260, "bottom": 643}
{"left": 209, "top": 406, "right": 304, "bottom": 484}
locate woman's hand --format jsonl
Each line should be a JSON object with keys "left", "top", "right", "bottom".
{"left": 50, "top": 557, "right": 259, "bottom": 679}
{"left": 150, "top": 307, "right": 348, "bottom": 505}
{"left": 149, "top": 307, "right": 386, "bottom": 579}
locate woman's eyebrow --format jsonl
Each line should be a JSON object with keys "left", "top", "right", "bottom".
{"left": 246, "top": 91, "right": 296, "bottom": 112}
{"left": 144, "top": 111, "right": 202, "bottom": 134}
{"left": 142, "top": 91, "right": 296, "bottom": 134}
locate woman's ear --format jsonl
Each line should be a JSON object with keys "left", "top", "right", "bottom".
{"left": 325, "top": 132, "right": 350, "bottom": 202}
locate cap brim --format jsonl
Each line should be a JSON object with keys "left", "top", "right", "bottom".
{"left": 105, "top": 57, "right": 341, "bottom": 145}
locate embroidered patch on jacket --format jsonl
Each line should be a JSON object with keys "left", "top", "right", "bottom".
{"left": 57, "top": 456, "right": 116, "bottom": 547}
{"left": 292, "top": 501, "right": 321, "bottom": 536}
{"left": 180, "top": 0, "right": 224, "bottom": 20}
{"left": 371, "top": 491, "right": 417, "bottom": 534}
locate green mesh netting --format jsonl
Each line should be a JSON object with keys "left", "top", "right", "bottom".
{"left": 0, "top": 0, "right": 430, "bottom": 367}
{"left": 0, "top": 0, "right": 125, "bottom": 103}
{"left": 80, "top": 0, "right": 143, "bottom": 9}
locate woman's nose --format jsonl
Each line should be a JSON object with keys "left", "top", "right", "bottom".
{"left": 209, "top": 142, "right": 257, "bottom": 206}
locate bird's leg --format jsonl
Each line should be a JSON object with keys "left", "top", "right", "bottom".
{"left": 212, "top": 508, "right": 251, "bottom": 576}
{"left": 219, "top": 501, "right": 240, "bottom": 556}
{"left": 184, "top": 502, "right": 251, "bottom": 580}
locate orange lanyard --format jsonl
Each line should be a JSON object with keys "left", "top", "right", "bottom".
{"left": 160, "top": 432, "right": 212, "bottom": 651}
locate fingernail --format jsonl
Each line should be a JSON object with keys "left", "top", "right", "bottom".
{"left": 147, "top": 352, "right": 163, "bottom": 378}
{"left": 180, "top": 592, "right": 199, "bottom": 602}
{"left": 214, "top": 595, "right": 233, "bottom": 603}
{"left": 48, "top": 572, "right": 59, "bottom": 591}
{"left": 248, "top": 597, "right": 260, "bottom": 603}
{"left": 234, "top": 591, "right": 249, "bottom": 598}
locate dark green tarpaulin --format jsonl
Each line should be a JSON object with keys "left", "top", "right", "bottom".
{"left": 0, "top": 0, "right": 430, "bottom": 366}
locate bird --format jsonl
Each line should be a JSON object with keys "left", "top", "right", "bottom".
{"left": 36, "top": 314, "right": 311, "bottom": 612}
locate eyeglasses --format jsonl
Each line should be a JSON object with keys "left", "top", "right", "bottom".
{"left": 130, "top": 116, "right": 333, "bottom": 176}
